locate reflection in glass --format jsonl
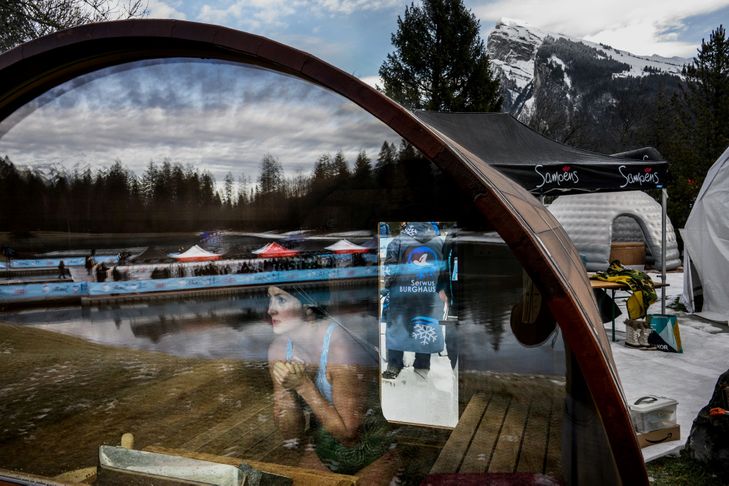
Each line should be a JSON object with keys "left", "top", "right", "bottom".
{"left": 379, "top": 222, "right": 458, "bottom": 428}
{"left": 0, "top": 57, "right": 568, "bottom": 484}
{"left": 265, "top": 285, "right": 397, "bottom": 479}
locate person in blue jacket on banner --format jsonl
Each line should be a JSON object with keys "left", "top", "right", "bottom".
{"left": 382, "top": 222, "right": 446, "bottom": 380}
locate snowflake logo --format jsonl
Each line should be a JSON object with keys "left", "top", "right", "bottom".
{"left": 412, "top": 324, "right": 438, "bottom": 345}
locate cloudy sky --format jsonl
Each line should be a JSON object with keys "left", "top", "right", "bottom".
{"left": 144, "top": 0, "right": 729, "bottom": 79}
{"left": 1, "top": 0, "right": 728, "bottom": 185}
{"left": 0, "top": 60, "right": 398, "bottom": 182}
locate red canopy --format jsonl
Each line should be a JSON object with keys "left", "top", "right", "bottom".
{"left": 252, "top": 242, "right": 299, "bottom": 258}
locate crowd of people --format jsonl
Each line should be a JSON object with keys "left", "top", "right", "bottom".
{"left": 142, "top": 254, "right": 372, "bottom": 280}
{"left": 50, "top": 248, "right": 374, "bottom": 283}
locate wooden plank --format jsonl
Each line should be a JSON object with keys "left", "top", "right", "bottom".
{"left": 181, "top": 400, "right": 272, "bottom": 451}
{"left": 488, "top": 397, "right": 529, "bottom": 473}
{"left": 134, "top": 367, "right": 272, "bottom": 453}
{"left": 590, "top": 279, "right": 667, "bottom": 290}
{"left": 429, "top": 392, "right": 489, "bottom": 474}
{"left": 460, "top": 394, "right": 510, "bottom": 473}
{"left": 544, "top": 395, "right": 563, "bottom": 477}
{"left": 145, "top": 446, "right": 358, "bottom": 486}
{"left": 240, "top": 426, "right": 283, "bottom": 460}
{"left": 516, "top": 401, "right": 551, "bottom": 473}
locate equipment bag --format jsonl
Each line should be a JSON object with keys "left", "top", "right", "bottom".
{"left": 647, "top": 314, "right": 683, "bottom": 353}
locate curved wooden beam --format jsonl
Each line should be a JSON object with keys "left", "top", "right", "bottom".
{"left": 0, "top": 19, "right": 647, "bottom": 484}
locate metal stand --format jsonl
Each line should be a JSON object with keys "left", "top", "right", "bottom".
{"left": 661, "top": 188, "right": 667, "bottom": 314}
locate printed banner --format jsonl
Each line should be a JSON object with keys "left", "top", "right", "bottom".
{"left": 0, "top": 282, "right": 88, "bottom": 301}
{"left": 0, "top": 266, "right": 378, "bottom": 302}
{"left": 497, "top": 162, "right": 668, "bottom": 195}
{"left": 7, "top": 255, "right": 119, "bottom": 269}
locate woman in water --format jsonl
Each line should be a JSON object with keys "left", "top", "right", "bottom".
{"left": 266, "top": 285, "right": 397, "bottom": 482}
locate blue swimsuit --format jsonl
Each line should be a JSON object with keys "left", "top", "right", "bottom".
{"left": 285, "top": 322, "right": 336, "bottom": 404}
{"left": 282, "top": 321, "right": 393, "bottom": 474}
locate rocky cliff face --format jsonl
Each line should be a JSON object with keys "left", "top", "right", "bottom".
{"left": 486, "top": 19, "right": 688, "bottom": 122}
{"left": 487, "top": 19, "right": 547, "bottom": 115}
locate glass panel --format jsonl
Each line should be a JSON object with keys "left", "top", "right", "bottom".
{"left": 379, "top": 221, "right": 459, "bottom": 428}
{"left": 0, "top": 57, "right": 580, "bottom": 485}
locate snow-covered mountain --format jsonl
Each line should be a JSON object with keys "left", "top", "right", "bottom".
{"left": 487, "top": 18, "right": 689, "bottom": 121}
{"left": 13, "top": 161, "right": 91, "bottom": 182}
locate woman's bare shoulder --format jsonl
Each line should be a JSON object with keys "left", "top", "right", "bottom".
{"left": 328, "top": 326, "right": 374, "bottom": 367}
{"left": 268, "top": 335, "right": 288, "bottom": 361}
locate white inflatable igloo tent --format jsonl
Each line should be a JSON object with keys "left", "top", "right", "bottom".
{"left": 548, "top": 191, "right": 681, "bottom": 272}
{"left": 682, "top": 146, "right": 729, "bottom": 323}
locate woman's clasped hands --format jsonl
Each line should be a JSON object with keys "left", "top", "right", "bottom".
{"left": 272, "top": 360, "right": 309, "bottom": 390}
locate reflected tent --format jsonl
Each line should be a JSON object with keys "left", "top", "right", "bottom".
{"left": 324, "top": 239, "right": 369, "bottom": 254}
{"left": 168, "top": 245, "right": 222, "bottom": 262}
{"left": 252, "top": 242, "right": 299, "bottom": 258}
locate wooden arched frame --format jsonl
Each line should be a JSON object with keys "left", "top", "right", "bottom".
{"left": 0, "top": 19, "right": 647, "bottom": 484}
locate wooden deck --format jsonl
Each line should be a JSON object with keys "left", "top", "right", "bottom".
{"left": 429, "top": 391, "right": 562, "bottom": 477}
{"left": 120, "top": 373, "right": 565, "bottom": 483}
{"left": 119, "top": 374, "right": 564, "bottom": 483}
{"left": 0, "top": 324, "right": 565, "bottom": 483}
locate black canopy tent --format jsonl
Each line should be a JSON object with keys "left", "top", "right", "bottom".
{"left": 415, "top": 111, "right": 670, "bottom": 312}
{"left": 414, "top": 111, "right": 668, "bottom": 196}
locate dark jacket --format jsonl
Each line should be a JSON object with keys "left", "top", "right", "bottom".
{"left": 385, "top": 222, "right": 444, "bottom": 319}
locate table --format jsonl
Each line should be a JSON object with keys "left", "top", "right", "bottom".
{"left": 590, "top": 279, "right": 668, "bottom": 342}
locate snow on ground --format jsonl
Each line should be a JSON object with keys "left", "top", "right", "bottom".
{"left": 606, "top": 270, "right": 729, "bottom": 462}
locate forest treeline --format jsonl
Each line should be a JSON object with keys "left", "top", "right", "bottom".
{"left": 0, "top": 142, "right": 479, "bottom": 233}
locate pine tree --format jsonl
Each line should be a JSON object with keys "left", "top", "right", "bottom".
{"left": 332, "top": 151, "right": 350, "bottom": 180}
{"left": 666, "top": 25, "right": 729, "bottom": 229}
{"left": 258, "top": 154, "right": 283, "bottom": 195}
{"left": 379, "top": 0, "right": 502, "bottom": 112}
{"left": 375, "top": 142, "right": 396, "bottom": 171}
{"left": 313, "top": 154, "right": 334, "bottom": 182}
{"left": 224, "top": 172, "right": 235, "bottom": 207}
{"left": 681, "top": 25, "right": 729, "bottom": 166}
{"left": 353, "top": 150, "right": 372, "bottom": 187}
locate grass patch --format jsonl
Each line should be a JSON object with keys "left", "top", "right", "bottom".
{"left": 646, "top": 452, "right": 725, "bottom": 485}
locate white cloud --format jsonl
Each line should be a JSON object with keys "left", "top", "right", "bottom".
{"left": 583, "top": 21, "right": 699, "bottom": 58}
{"left": 311, "top": 0, "right": 403, "bottom": 15}
{"left": 359, "top": 75, "right": 382, "bottom": 90}
{"left": 197, "top": 0, "right": 302, "bottom": 30}
{"left": 0, "top": 60, "right": 399, "bottom": 183}
{"left": 146, "top": 0, "right": 187, "bottom": 19}
{"left": 195, "top": 0, "right": 402, "bottom": 30}
{"left": 474, "top": 0, "right": 729, "bottom": 56}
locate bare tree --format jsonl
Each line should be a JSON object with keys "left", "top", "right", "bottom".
{"left": 1, "top": 0, "right": 148, "bottom": 52}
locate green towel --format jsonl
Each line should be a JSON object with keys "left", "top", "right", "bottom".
{"left": 592, "top": 260, "right": 656, "bottom": 319}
